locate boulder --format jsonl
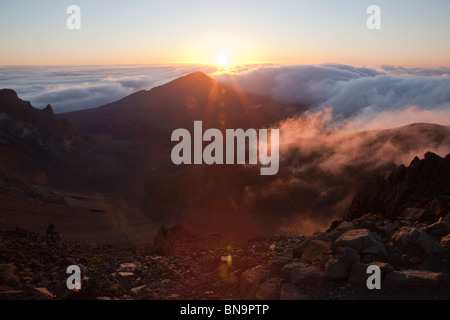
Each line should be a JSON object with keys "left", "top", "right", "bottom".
{"left": 300, "top": 240, "right": 330, "bottom": 266}
{"left": 384, "top": 270, "right": 446, "bottom": 287}
{"left": 255, "top": 278, "right": 283, "bottom": 300}
{"left": 392, "top": 227, "right": 444, "bottom": 253}
{"left": 240, "top": 266, "right": 270, "bottom": 300}
{"left": 292, "top": 238, "right": 312, "bottom": 258}
{"left": 335, "top": 229, "right": 387, "bottom": 255}
{"left": 268, "top": 257, "right": 293, "bottom": 275}
{"left": 423, "top": 218, "right": 450, "bottom": 237}
{"left": 281, "top": 262, "right": 323, "bottom": 285}
{"left": 279, "top": 283, "right": 309, "bottom": 300}
{"left": 335, "top": 221, "right": 355, "bottom": 231}
{"left": 350, "top": 214, "right": 381, "bottom": 231}
{"left": 325, "top": 247, "right": 360, "bottom": 279}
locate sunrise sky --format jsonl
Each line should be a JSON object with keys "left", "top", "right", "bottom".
{"left": 1, "top": 0, "right": 450, "bottom": 67}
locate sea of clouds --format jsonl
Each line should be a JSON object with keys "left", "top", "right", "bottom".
{"left": 0, "top": 64, "right": 216, "bottom": 113}
{"left": 215, "top": 64, "right": 450, "bottom": 130}
{"left": 1, "top": 63, "right": 450, "bottom": 129}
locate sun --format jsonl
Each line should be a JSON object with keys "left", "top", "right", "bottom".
{"left": 215, "top": 52, "right": 230, "bottom": 69}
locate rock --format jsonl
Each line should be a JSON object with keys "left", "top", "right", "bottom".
{"left": 153, "top": 225, "right": 189, "bottom": 256}
{"left": 349, "top": 262, "right": 394, "bottom": 283}
{"left": 279, "top": 283, "right": 309, "bottom": 300}
{"left": 292, "top": 237, "right": 312, "bottom": 258}
{"left": 291, "top": 265, "right": 323, "bottom": 285}
{"left": 44, "top": 223, "right": 62, "bottom": 242}
{"left": 225, "top": 270, "right": 242, "bottom": 285}
{"left": 335, "top": 229, "right": 387, "bottom": 255}
{"left": 440, "top": 234, "right": 450, "bottom": 250}
{"left": 347, "top": 153, "right": 450, "bottom": 221}
{"left": 131, "top": 285, "right": 146, "bottom": 295}
{"left": 375, "top": 221, "right": 397, "bottom": 236}
{"left": 96, "top": 296, "right": 111, "bottom": 300}
{"left": 402, "top": 208, "right": 425, "bottom": 220}
{"left": 300, "top": 240, "right": 330, "bottom": 267}
{"left": 325, "top": 247, "right": 360, "bottom": 279}
{"left": 0, "top": 263, "right": 20, "bottom": 288}
{"left": 43, "top": 104, "right": 54, "bottom": 115}
{"left": 281, "top": 262, "right": 323, "bottom": 285}
{"left": 392, "top": 227, "right": 444, "bottom": 253}
{"left": 147, "top": 282, "right": 160, "bottom": 290}
{"left": 408, "top": 256, "right": 421, "bottom": 265}
{"left": 118, "top": 272, "right": 135, "bottom": 277}
{"left": 240, "top": 266, "right": 270, "bottom": 300}
{"left": 268, "top": 257, "right": 293, "bottom": 275}
{"left": 384, "top": 270, "right": 446, "bottom": 287}
{"left": 336, "top": 221, "right": 355, "bottom": 231}
{"left": 423, "top": 218, "right": 450, "bottom": 237}
{"left": 33, "top": 287, "right": 55, "bottom": 299}
{"left": 350, "top": 214, "right": 381, "bottom": 231}
{"left": 255, "top": 278, "right": 283, "bottom": 300}
{"left": 362, "top": 246, "right": 380, "bottom": 255}
{"left": 119, "top": 263, "right": 137, "bottom": 272}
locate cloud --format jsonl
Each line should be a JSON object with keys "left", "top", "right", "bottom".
{"left": 215, "top": 64, "right": 450, "bottom": 128}
{"left": 0, "top": 64, "right": 217, "bottom": 113}
{"left": 380, "top": 65, "right": 450, "bottom": 77}
{"left": 219, "top": 64, "right": 450, "bottom": 234}
{"left": 244, "top": 109, "right": 450, "bottom": 235}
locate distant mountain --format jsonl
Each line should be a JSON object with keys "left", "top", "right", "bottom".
{"left": 60, "top": 72, "right": 305, "bottom": 140}
{"left": 0, "top": 88, "right": 144, "bottom": 202}
{"left": 0, "top": 89, "right": 77, "bottom": 153}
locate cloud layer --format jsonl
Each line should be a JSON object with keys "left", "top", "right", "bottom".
{"left": 214, "top": 64, "right": 450, "bottom": 235}
{"left": 215, "top": 64, "right": 450, "bottom": 129}
{"left": 0, "top": 65, "right": 216, "bottom": 113}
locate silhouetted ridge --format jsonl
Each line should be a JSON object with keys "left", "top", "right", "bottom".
{"left": 0, "top": 89, "right": 77, "bottom": 152}
{"left": 60, "top": 71, "right": 286, "bottom": 140}
{"left": 347, "top": 152, "right": 450, "bottom": 222}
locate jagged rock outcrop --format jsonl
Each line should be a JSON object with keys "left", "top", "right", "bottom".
{"left": 347, "top": 152, "right": 450, "bottom": 222}
{"left": 0, "top": 89, "right": 77, "bottom": 153}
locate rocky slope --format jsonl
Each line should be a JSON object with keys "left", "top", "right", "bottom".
{"left": 239, "top": 152, "right": 450, "bottom": 300}
{"left": 1, "top": 152, "right": 449, "bottom": 300}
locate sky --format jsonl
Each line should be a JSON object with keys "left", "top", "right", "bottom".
{"left": 1, "top": 0, "right": 450, "bottom": 67}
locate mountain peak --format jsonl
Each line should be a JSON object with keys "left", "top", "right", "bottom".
{"left": 181, "top": 71, "right": 212, "bottom": 81}
{"left": 161, "top": 71, "right": 213, "bottom": 89}
{"left": 43, "top": 104, "right": 55, "bottom": 116}
{"left": 0, "top": 90, "right": 77, "bottom": 152}
{"left": 0, "top": 89, "right": 19, "bottom": 102}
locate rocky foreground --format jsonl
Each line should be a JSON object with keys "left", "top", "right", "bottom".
{"left": 0, "top": 212, "right": 449, "bottom": 300}
{"left": 0, "top": 152, "right": 449, "bottom": 300}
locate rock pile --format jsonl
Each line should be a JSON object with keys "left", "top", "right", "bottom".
{"left": 239, "top": 153, "right": 450, "bottom": 300}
